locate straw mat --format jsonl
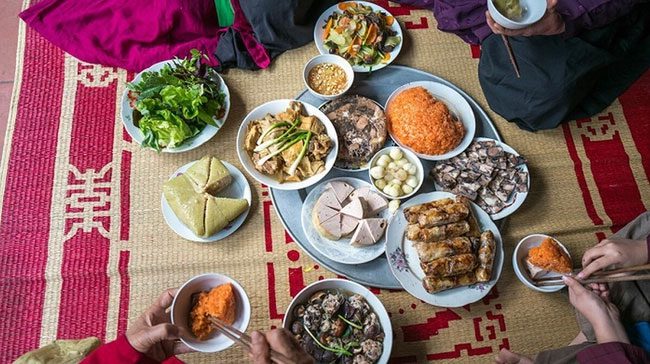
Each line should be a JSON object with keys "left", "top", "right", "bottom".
{"left": 1, "top": 1, "right": 649, "bottom": 362}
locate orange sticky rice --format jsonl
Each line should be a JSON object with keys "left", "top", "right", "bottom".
{"left": 386, "top": 86, "right": 465, "bottom": 155}
{"left": 190, "top": 283, "right": 237, "bottom": 340}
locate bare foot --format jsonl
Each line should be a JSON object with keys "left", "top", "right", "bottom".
{"left": 495, "top": 348, "right": 534, "bottom": 364}
{"left": 569, "top": 331, "right": 587, "bottom": 345}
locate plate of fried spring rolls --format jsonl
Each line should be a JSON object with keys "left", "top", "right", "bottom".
{"left": 385, "top": 191, "right": 503, "bottom": 307}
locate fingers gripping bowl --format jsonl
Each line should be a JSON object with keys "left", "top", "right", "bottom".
{"left": 283, "top": 279, "right": 392, "bottom": 363}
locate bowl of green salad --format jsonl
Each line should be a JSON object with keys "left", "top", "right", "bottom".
{"left": 121, "top": 50, "right": 230, "bottom": 153}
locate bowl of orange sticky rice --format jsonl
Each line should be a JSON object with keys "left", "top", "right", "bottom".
{"left": 385, "top": 82, "right": 475, "bottom": 161}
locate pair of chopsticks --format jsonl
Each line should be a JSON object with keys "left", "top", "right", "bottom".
{"left": 208, "top": 316, "right": 292, "bottom": 364}
{"left": 532, "top": 264, "right": 650, "bottom": 287}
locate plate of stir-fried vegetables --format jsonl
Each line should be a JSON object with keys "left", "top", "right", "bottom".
{"left": 314, "top": 1, "right": 403, "bottom": 72}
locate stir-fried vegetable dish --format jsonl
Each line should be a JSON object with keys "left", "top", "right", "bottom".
{"left": 243, "top": 101, "right": 333, "bottom": 183}
{"left": 321, "top": 2, "right": 401, "bottom": 67}
{"left": 290, "top": 289, "right": 384, "bottom": 363}
{"left": 127, "top": 50, "right": 226, "bottom": 150}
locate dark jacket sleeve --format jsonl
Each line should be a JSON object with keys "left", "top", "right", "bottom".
{"left": 577, "top": 341, "right": 650, "bottom": 364}
{"left": 81, "top": 335, "right": 184, "bottom": 364}
{"left": 556, "top": 0, "right": 641, "bottom": 37}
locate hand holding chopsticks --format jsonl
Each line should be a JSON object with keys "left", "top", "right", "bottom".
{"left": 208, "top": 317, "right": 295, "bottom": 364}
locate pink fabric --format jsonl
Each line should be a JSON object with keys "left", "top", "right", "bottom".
{"left": 19, "top": 0, "right": 269, "bottom": 72}
{"left": 81, "top": 335, "right": 185, "bottom": 364}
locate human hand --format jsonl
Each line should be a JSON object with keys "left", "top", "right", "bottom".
{"left": 578, "top": 237, "right": 648, "bottom": 279}
{"left": 486, "top": 0, "right": 565, "bottom": 37}
{"left": 562, "top": 276, "right": 629, "bottom": 344}
{"left": 494, "top": 348, "right": 533, "bottom": 364}
{"left": 249, "top": 329, "right": 313, "bottom": 364}
{"left": 126, "top": 288, "right": 193, "bottom": 361}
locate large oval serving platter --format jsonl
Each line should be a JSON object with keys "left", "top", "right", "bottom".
{"left": 121, "top": 60, "right": 230, "bottom": 153}
{"left": 385, "top": 191, "right": 504, "bottom": 307}
{"left": 314, "top": 1, "right": 403, "bottom": 73}
{"left": 270, "top": 65, "right": 503, "bottom": 289}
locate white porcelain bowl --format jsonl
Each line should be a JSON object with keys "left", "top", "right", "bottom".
{"left": 282, "top": 279, "right": 393, "bottom": 364}
{"left": 513, "top": 234, "right": 572, "bottom": 293}
{"left": 303, "top": 54, "right": 354, "bottom": 101}
{"left": 368, "top": 146, "right": 424, "bottom": 200}
{"left": 487, "top": 0, "right": 546, "bottom": 30}
{"left": 171, "top": 273, "right": 251, "bottom": 352}
{"left": 385, "top": 81, "right": 476, "bottom": 161}
{"left": 236, "top": 99, "right": 339, "bottom": 190}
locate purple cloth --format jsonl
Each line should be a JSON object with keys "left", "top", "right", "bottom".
{"left": 19, "top": 0, "right": 225, "bottom": 72}
{"left": 395, "top": 0, "right": 642, "bottom": 44}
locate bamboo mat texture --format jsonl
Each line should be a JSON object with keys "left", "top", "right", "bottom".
{"left": 1, "top": 1, "right": 649, "bottom": 362}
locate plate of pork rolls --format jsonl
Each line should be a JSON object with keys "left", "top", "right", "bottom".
{"left": 385, "top": 191, "right": 504, "bottom": 307}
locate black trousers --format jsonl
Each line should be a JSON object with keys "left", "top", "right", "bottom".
{"left": 478, "top": 4, "right": 650, "bottom": 131}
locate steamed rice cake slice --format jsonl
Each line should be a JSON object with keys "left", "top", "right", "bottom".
{"left": 163, "top": 175, "right": 207, "bottom": 236}
{"left": 185, "top": 156, "right": 232, "bottom": 194}
{"left": 204, "top": 196, "right": 249, "bottom": 237}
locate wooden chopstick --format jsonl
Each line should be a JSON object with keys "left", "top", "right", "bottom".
{"left": 500, "top": 34, "right": 521, "bottom": 79}
{"left": 534, "top": 273, "right": 650, "bottom": 287}
{"left": 208, "top": 316, "right": 292, "bottom": 364}
{"left": 590, "top": 263, "right": 650, "bottom": 276}
{"left": 534, "top": 264, "right": 650, "bottom": 283}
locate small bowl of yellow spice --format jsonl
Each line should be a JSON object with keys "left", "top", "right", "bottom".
{"left": 171, "top": 273, "right": 251, "bottom": 352}
{"left": 303, "top": 54, "right": 354, "bottom": 101}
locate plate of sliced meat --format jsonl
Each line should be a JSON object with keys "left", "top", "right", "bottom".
{"left": 385, "top": 191, "right": 504, "bottom": 307}
{"left": 431, "top": 138, "right": 529, "bottom": 220}
{"left": 302, "top": 177, "right": 392, "bottom": 264}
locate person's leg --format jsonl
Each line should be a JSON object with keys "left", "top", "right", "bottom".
{"left": 478, "top": 33, "right": 611, "bottom": 131}
{"left": 607, "top": 212, "right": 650, "bottom": 325}
{"left": 533, "top": 342, "right": 594, "bottom": 364}
{"left": 478, "top": 3, "right": 650, "bottom": 132}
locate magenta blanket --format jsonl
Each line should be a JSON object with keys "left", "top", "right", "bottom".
{"left": 20, "top": 0, "right": 223, "bottom": 71}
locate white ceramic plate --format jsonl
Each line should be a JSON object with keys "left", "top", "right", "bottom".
{"left": 120, "top": 59, "right": 230, "bottom": 153}
{"left": 513, "top": 234, "right": 571, "bottom": 293}
{"left": 282, "top": 278, "right": 393, "bottom": 364}
{"left": 171, "top": 273, "right": 251, "bottom": 352}
{"left": 302, "top": 177, "right": 392, "bottom": 264}
{"left": 161, "top": 160, "right": 251, "bottom": 242}
{"left": 385, "top": 81, "right": 476, "bottom": 161}
{"left": 385, "top": 191, "right": 504, "bottom": 307}
{"left": 236, "top": 99, "right": 338, "bottom": 191}
{"left": 313, "top": 1, "right": 403, "bottom": 73}
{"left": 434, "top": 137, "right": 530, "bottom": 220}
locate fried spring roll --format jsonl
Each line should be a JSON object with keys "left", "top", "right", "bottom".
{"left": 406, "top": 221, "right": 470, "bottom": 242}
{"left": 412, "top": 237, "right": 473, "bottom": 262}
{"left": 422, "top": 272, "right": 478, "bottom": 293}
{"left": 415, "top": 202, "right": 470, "bottom": 228}
{"left": 476, "top": 230, "right": 496, "bottom": 282}
{"left": 420, "top": 253, "right": 478, "bottom": 277}
{"left": 403, "top": 198, "right": 454, "bottom": 222}
{"left": 455, "top": 196, "right": 481, "bottom": 238}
